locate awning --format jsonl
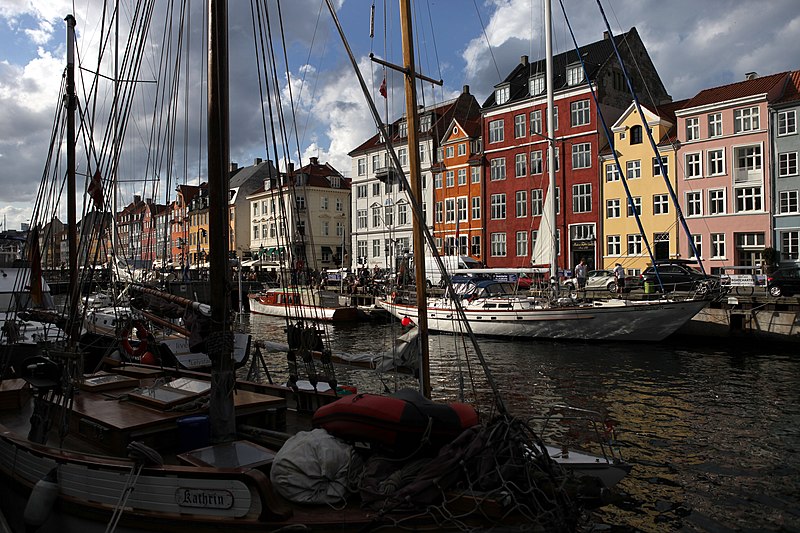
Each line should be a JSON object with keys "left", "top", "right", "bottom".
{"left": 321, "top": 246, "right": 333, "bottom": 253}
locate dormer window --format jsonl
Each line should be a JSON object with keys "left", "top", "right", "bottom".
{"left": 399, "top": 122, "right": 408, "bottom": 138}
{"left": 566, "top": 64, "right": 583, "bottom": 86}
{"left": 529, "top": 74, "right": 545, "bottom": 95}
{"left": 329, "top": 176, "right": 341, "bottom": 188}
{"left": 419, "top": 114, "right": 431, "bottom": 132}
{"left": 495, "top": 85, "right": 510, "bottom": 105}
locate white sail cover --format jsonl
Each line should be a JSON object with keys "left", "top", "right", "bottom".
{"left": 530, "top": 183, "right": 555, "bottom": 267}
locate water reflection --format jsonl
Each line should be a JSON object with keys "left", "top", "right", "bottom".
{"left": 241, "top": 314, "right": 800, "bottom": 532}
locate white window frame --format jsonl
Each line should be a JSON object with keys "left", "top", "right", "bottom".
{"left": 627, "top": 234, "right": 643, "bottom": 255}
{"left": 516, "top": 231, "right": 528, "bottom": 256}
{"left": 514, "top": 114, "right": 526, "bottom": 138}
{"left": 606, "top": 198, "right": 621, "bottom": 218}
{"left": 709, "top": 188, "right": 726, "bottom": 215}
{"left": 445, "top": 198, "right": 455, "bottom": 223}
{"left": 566, "top": 65, "right": 583, "bottom": 86}
{"left": 652, "top": 156, "right": 668, "bottom": 178}
{"left": 707, "top": 148, "right": 725, "bottom": 176}
{"left": 781, "top": 230, "right": 800, "bottom": 260}
{"left": 606, "top": 163, "right": 620, "bottom": 182}
{"left": 685, "top": 117, "right": 699, "bottom": 141}
{"left": 685, "top": 152, "right": 702, "bottom": 179}
{"left": 471, "top": 196, "right": 481, "bottom": 220}
{"left": 778, "top": 110, "right": 797, "bottom": 136}
{"left": 458, "top": 168, "right": 467, "bottom": 185}
{"left": 626, "top": 196, "right": 642, "bottom": 217}
{"left": 489, "top": 119, "right": 504, "bottom": 143}
{"left": 457, "top": 197, "right": 468, "bottom": 223}
{"left": 530, "top": 150, "right": 543, "bottom": 174}
{"left": 653, "top": 194, "right": 669, "bottom": 215}
{"left": 495, "top": 86, "right": 510, "bottom": 105}
{"left": 607, "top": 235, "right": 621, "bottom": 256}
{"left": 516, "top": 190, "right": 528, "bottom": 218}
{"left": 572, "top": 183, "right": 591, "bottom": 214}
{"left": 711, "top": 233, "right": 726, "bottom": 259}
{"left": 686, "top": 191, "right": 702, "bottom": 217}
{"left": 734, "top": 186, "right": 763, "bottom": 213}
{"left": 572, "top": 143, "right": 591, "bottom": 169}
{"left": 734, "top": 106, "right": 760, "bottom": 133}
{"left": 490, "top": 232, "right": 507, "bottom": 257}
{"left": 530, "top": 110, "right": 542, "bottom": 135}
{"left": 570, "top": 99, "right": 591, "bottom": 127}
{"left": 357, "top": 158, "right": 366, "bottom": 176}
{"left": 490, "top": 158, "right": 506, "bottom": 181}
{"left": 779, "top": 190, "right": 799, "bottom": 214}
{"left": 529, "top": 75, "right": 544, "bottom": 96}
{"left": 626, "top": 160, "right": 641, "bottom": 180}
{"left": 515, "top": 153, "right": 527, "bottom": 177}
{"left": 779, "top": 152, "right": 799, "bottom": 177}
{"left": 708, "top": 112, "right": 723, "bottom": 137}
{"left": 531, "top": 189, "right": 543, "bottom": 216}
{"left": 471, "top": 167, "right": 481, "bottom": 183}
{"left": 490, "top": 193, "right": 506, "bottom": 220}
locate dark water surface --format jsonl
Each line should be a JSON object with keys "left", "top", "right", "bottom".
{"left": 240, "top": 314, "right": 800, "bottom": 532}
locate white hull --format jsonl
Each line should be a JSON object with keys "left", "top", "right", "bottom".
{"left": 378, "top": 296, "right": 709, "bottom": 342}
{"left": 248, "top": 295, "right": 359, "bottom": 322}
{"left": 545, "top": 445, "right": 630, "bottom": 488}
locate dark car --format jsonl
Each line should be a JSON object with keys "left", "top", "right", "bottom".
{"left": 767, "top": 266, "right": 800, "bottom": 297}
{"left": 640, "top": 261, "right": 717, "bottom": 293}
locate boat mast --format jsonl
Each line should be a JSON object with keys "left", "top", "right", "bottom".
{"left": 65, "top": 14, "right": 80, "bottom": 342}
{"left": 544, "top": 0, "right": 557, "bottom": 281}
{"left": 399, "top": 0, "right": 431, "bottom": 398}
{"left": 207, "top": 0, "right": 236, "bottom": 442}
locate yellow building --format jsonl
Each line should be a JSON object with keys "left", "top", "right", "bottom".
{"left": 600, "top": 100, "right": 686, "bottom": 274}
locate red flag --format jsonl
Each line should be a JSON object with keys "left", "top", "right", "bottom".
{"left": 88, "top": 169, "right": 104, "bottom": 209}
{"left": 379, "top": 77, "right": 387, "bottom": 98}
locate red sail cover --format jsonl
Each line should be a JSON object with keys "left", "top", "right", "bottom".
{"left": 312, "top": 389, "right": 478, "bottom": 452}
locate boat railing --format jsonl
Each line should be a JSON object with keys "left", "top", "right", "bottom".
{"left": 526, "top": 404, "right": 623, "bottom": 464}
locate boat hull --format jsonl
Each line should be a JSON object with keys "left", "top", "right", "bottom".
{"left": 248, "top": 294, "right": 360, "bottom": 322}
{"left": 377, "top": 297, "right": 709, "bottom": 342}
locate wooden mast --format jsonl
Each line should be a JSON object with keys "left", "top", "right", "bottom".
{"left": 398, "top": 0, "right": 430, "bottom": 399}
{"left": 65, "top": 14, "right": 80, "bottom": 343}
{"left": 545, "top": 0, "right": 557, "bottom": 281}
{"left": 207, "top": 0, "right": 235, "bottom": 442}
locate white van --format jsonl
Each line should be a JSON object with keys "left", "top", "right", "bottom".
{"left": 420, "top": 255, "right": 480, "bottom": 287}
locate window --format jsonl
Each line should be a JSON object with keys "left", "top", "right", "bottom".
{"left": 372, "top": 239, "right": 381, "bottom": 258}
{"left": 470, "top": 166, "right": 481, "bottom": 183}
{"left": 530, "top": 110, "right": 542, "bottom": 135}
{"left": 653, "top": 194, "right": 669, "bottom": 215}
{"left": 781, "top": 230, "right": 800, "bottom": 260}
{"left": 434, "top": 202, "right": 443, "bottom": 223}
{"left": 627, "top": 196, "right": 642, "bottom": 217}
{"left": 384, "top": 205, "right": 394, "bottom": 226}
{"left": 566, "top": 65, "right": 583, "bottom": 86}
{"left": 516, "top": 190, "right": 528, "bottom": 217}
{"left": 630, "top": 125, "right": 643, "bottom": 144}
{"left": 457, "top": 168, "right": 467, "bottom": 185}
{"left": 357, "top": 184, "right": 368, "bottom": 198}
{"left": 471, "top": 196, "right": 481, "bottom": 220}
{"left": 490, "top": 194, "right": 506, "bottom": 219}
{"left": 357, "top": 209, "right": 367, "bottom": 229}
{"left": 691, "top": 234, "right": 702, "bottom": 259}
{"left": 420, "top": 114, "right": 431, "bottom": 132}
{"left": 607, "top": 235, "right": 621, "bottom": 256}
{"left": 490, "top": 158, "right": 506, "bottom": 180}
{"left": 735, "top": 186, "right": 762, "bottom": 212}
{"left": 708, "top": 113, "right": 722, "bottom": 137}
{"left": 397, "top": 203, "right": 408, "bottom": 225}
{"left": 515, "top": 154, "right": 527, "bottom": 177}
{"left": 570, "top": 100, "right": 590, "bottom": 126}
{"left": 514, "top": 114, "right": 526, "bottom": 138}
{"left": 357, "top": 158, "right": 366, "bottom": 176}
{"left": 711, "top": 233, "right": 725, "bottom": 258}
{"left": 652, "top": 156, "right": 668, "bottom": 177}
{"left": 437, "top": 147, "right": 444, "bottom": 162}
{"left": 489, "top": 119, "right": 504, "bottom": 143}
{"left": 471, "top": 235, "right": 481, "bottom": 257}
{"left": 572, "top": 143, "right": 591, "bottom": 169}
{"left": 457, "top": 197, "right": 468, "bottom": 222}
{"left": 606, "top": 163, "right": 620, "bottom": 182}
{"left": 398, "top": 147, "right": 408, "bottom": 166}
{"left": 372, "top": 206, "right": 381, "bottom": 227}
{"left": 708, "top": 149, "right": 725, "bottom": 176}
{"left": 734, "top": 106, "right": 760, "bottom": 133}
{"left": 419, "top": 144, "right": 426, "bottom": 162}
{"left": 252, "top": 203, "right": 258, "bottom": 216}
{"left": 252, "top": 225, "right": 258, "bottom": 239}
{"left": 491, "top": 233, "right": 507, "bottom": 256}
{"left": 685, "top": 153, "right": 702, "bottom": 179}
{"left": 734, "top": 145, "right": 762, "bottom": 183}
{"left": 516, "top": 231, "right": 528, "bottom": 256}
{"left": 778, "top": 110, "right": 797, "bottom": 136}
{"left": 529, "top": 75, "right": 544, "bottom": 95}
{"left": 686, "top": 191, "right": 702, "bottom": 216}
{"left": 627, "top": 234, "right": 643, "bottom": 255}
{"left": 531, "top": 189, "right": 543, "bottom": 216}
{"left": 685, "top": 117, "right": 699, "bottom": 141}
{"left": 530, "top": 150, "right": 543, "bottom": 174}
{"left": 779, "top": 152, "right": 799, "bottom": 177}
{"left": 444, "top": 198, "right": 455, "bottom": 223}
{"left": 320, "top": 196, "right": 329, "bottom": 210}
{"left": 458, "top": 143, "right": 466, "bottom": 156}
{"left": 552, "top": 106, "right": 559, "bottom": 131}
{"left": 572, "top": 183, "right": 591, "bottom": 213}
{"left": 445, "top": 146, "right": 454, "bottom": 159}
{"left": 709, "top": 189, "right": 726, "bottom": 215}
{"left": 549, "top": 146, "right": 560, "bottom": 172}
{"left": 606, "top": 199, "right": 621, "bottom": 218}
{"left": 434, "top": 173, "right": 443, "bottom": 189}
{"left": 495, "top": 85, "right": 510, "bottom": 105}
{"left": 626, "top": 160, "right": 641, "bottom": 180}
{"left": 779, "top": 190, "right": 799, "bottom": 214}
{"left": 555, "top": 186, "right": 561, "bottom": 214}
{"left": 372, "top": 154, "right": 381, "bottom": 171}
{"left": 372, "top": 182, "right": 380, "bottom": 196}
{"left": 445, "top": 170, "right": 454, "bottom": 187}
{"left": 322, "top": 221, "right": 329, "bottom": 236}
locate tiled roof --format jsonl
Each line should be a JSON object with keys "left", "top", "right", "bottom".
{"left": 482, "top": 28, "right": 639, "bottom": 109}
{"left": 682, "top": 72, "right": 787, "bottom": 109}
{"left": 775, "top": 70, "right": 800, "bottom": 105}
{"left": 293, "top": 158, "right": 350, "bottom": 189}
{"left": 230, "top": 160, "right": 277, "bottom": 188}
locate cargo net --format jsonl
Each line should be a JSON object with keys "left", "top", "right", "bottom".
{"left": 355, "top": 415, "right": 579, "bottom": 532}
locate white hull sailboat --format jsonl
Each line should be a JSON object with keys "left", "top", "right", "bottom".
{"left": 248, "top": 288, "right": 360, "bottom": 322}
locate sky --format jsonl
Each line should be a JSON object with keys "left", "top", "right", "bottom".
{"left": 0, "top": 0, "right": 798, "bottom": 233}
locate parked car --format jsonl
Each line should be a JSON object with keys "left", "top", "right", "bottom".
{"left": 563, "top": 269, "right": 641, "bottom": 293}
{"left": 767, "top": 266, "right": 800, "bottom": 297}
{"left": 640, "top": 261, "right": 718, "bottom": 293}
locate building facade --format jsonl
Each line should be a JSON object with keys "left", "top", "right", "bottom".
{"left": 772, "top": 71, "right": 800, "bottom": 267}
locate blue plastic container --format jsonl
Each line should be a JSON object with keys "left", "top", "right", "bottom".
{"left": 176, "top": 415, "right": 210, "bottom": 452}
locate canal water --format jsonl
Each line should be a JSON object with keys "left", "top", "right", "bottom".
{"left": 240, "top": 313, "right": 800, "bottom": 532}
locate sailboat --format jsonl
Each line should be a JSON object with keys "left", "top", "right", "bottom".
{"left": 378, "top": 2, "right": 712, "bottom": 343}
{"left": 0, "top": 3, "right": 586, "bottom": 531}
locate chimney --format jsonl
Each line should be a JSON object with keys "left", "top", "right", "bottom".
{"left": 520, "top": 55, "right": 529, "bottom": 67}
{"left": 603, "top": 30, "right": 610, "bottom": 40}
{"left": 230, "top": 162, "right": 238, "bottom": 172}
{"left": 310, "top": 156, "right": 319, "bottom": 165}
{"left": 462, "top": 84, "right": 470, "bottom": 94}
{"left": 134, "top": 195, "right": 141, "bottom": 204}
{"left": 745, "top": 72, "right": 758, "bottom": 80}
{"left": 254, "top": 157, "right": 263, "bottom": 165}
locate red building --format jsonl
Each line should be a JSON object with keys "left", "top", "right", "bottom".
{"left": 481, "top": 28, "right": 670, "bottom": 272}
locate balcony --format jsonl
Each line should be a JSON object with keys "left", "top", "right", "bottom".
{"left": 375, "top": 164, "right": 400, "bottom": 183}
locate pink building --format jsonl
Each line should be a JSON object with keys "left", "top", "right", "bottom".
{"left": 675, "top": 72, "right": 789, "bottom": 273}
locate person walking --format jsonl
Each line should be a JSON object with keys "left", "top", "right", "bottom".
{"left": 575, "top": 258, "right": 588, "bottom": 291}
{"left": 613, "top": 263, "right": 626, "bottom": 296}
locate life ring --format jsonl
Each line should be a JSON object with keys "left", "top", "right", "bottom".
{"left": 120, "top": 321, "right": 155, "bottom": 364}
